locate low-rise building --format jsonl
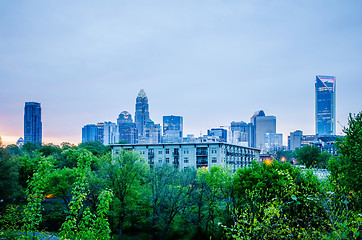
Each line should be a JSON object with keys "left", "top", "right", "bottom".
{"left": 111, "top": 142, "right": 260, "bottom": 172}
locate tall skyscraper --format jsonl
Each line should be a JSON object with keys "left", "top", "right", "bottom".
{"left": 82, "top": 124, "right": 98, "bottom": 142}
{"left": 24, "top": 102, "right": 42, "bottom": 145}
{"left": 103, "top": 121, "right": 117, "bottom": 145}
{"left": 117, "top": 111, "right": 137, "bottom": 144}
{"left": 315, "top": 75, "right": 336, "bottom": 136}
{"left": 250, "top": 110, "right": 276, "bottom": 151}
{"left": 163, "top": 115, "right": 183, "bottom": 143}
{"left": 135, "top": 89, "right": 150, "bottom": 138}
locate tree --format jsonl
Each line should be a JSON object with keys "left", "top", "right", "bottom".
{"left": 0, "top": 148, "right": 22, "bottom": 207}
{"left": 101, "top": 150, "right": 149, "bottom": 240}
{"left": 295, "top": 145, "right": 321, "bottom": 168}
{"left": 328, "top": 112, "right": 362, "bottom": 206}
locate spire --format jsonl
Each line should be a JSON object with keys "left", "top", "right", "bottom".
{"left": 137, "top": 89, "right": 147, "bottom": 98}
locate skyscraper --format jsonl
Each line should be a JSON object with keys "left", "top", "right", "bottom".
{"left": 315, "top": 75, "right": 336, "bottom": 136}
{"left": 163, "top": 115, "right": 183, "bottom": 143}
{"left": 230, "top": 121, "right": 253, "bottom": 147}
{"left": 207, "top": 128, "right": 227, "bottom": 142}
{"left": 135, "top": 89, "right": 150, "bottom": 138}
{"left": 117, "top": 111, "right": 137, "bottom": 144}
{"left": 82, "top": 124, "right": 97, "bottom": 142}
{"left": 24, "top": 102, "right": 42, "bottom": 145}
{"left": 250, "top": 110, "right": 276, "bottom": 151}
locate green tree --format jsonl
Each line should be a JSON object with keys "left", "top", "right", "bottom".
{"left": 332, "top": 112, "right": 362, "bottom": 194}
{"left": 295, "top": 145, "right": 321, "bottom": 168}
{"left": 0, "top": 148, "right": 22, "bottom": 207}
{"left": 101, "top": 150, "right": 149, "bottom": 240}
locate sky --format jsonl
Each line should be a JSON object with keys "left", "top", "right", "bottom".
{"left": 1, "top": 0, "right": 362, "bottom": 146}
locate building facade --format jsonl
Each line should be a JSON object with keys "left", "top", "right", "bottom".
{"left": 24, "top": 102, "right": 42, "bottom": 145}
{"left": 264, "top": 133, "right": 283, "bottom": 152}
{"left": 288, "top": 130, "right": 303, "bottom": 151}
{"left": 230, "top": 121, "right": 253, "bottom": 147}
{"left": 135, "top": 89, "right": 150, "bottom": 139}
{"left": 315, "top": 75, "right": 336, "bottom": 136}
{"left": 250, "top": 110, "right": 276, "bottom": 151}
{"left": 163, "top": 115, "right": 183, "bottom": 143}
{"left": 117, "top": 111, "right": 137, "bottom": 144}
{"left": 82, "top": 124, "right": 98, "bottom": 142}
{"left": 207, "top": 128, "right": 227, "bottom": 142}
{"left": 111, "top": 143, "right": 260, "bottom": 172}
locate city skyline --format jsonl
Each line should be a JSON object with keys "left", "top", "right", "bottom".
{"left": 1, "top": 1, "right": 362, "bottom": 145}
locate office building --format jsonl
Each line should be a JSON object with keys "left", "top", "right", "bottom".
{"left": 250, "top": 110, "right": 276, "bottom": 151}
{"left": 117, "top": 111, "right": 137, "bottom": 144}
{"left": 135, "top": 89, "right": 150, "bottom": 139}
{"left": 288, "top": 130, "right": 303, "bottom": 151}
{"left": 138, "top": 120, "right": 161, "bottom": 144}
{"left": 316, "top": 75, "right": 336, "bottom": 136}
{"left": 111, "top": 142, "right": 260, "bottom": 172}
{"left": 24, "top": 102, "right": 42, "bottom": 145}
{"left": 82, "top": 124, "right": 98, "bottom": 142}
{"left": 230, "top": 121, "right": 253, "bottom": 147}
{"left": 207, "top": 128, "right": 227, "bottom": 142}
{"left": 163, "top": 115, "right": 183, "bottom": 143}
{"left": 103, "top": 121, "right": 117, "bottom": 145}
{"left": 264, "top": 133, "right": 283, "bottom": 152}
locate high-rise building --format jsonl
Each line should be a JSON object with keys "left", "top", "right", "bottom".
{"left": 117, "top": 111, "right": 137, "bottom": 144}
{"left": 135, "top": 89, "right": 150, "bottom": 138}
{"left": 207, "top": 128, "right": 227, "bottom": 142}
{"left": 315, "top": 75, "right": 336, "bottom": 136}
{"left": 24, "top": 102, "right": 42, "bottom": 145}
{"left": 103, "top": 121, "right": 117, "bottom": 145}
{"left": 163, "top": 115, "right": 183, "bottom": 143}
{"left": 288, "top": 130, "right": 303, "bottom": 151}
{"left": 139, "top": 120, "right": 161, "bottom": 144}
{"left": 250, "top": 110, "right": 276, "bottom": 151}
{"left": 230, "top": 121, "right": 253, "bottom": 147}
{"left": 264, "top": 133, "right": 283, "bottom": 152}
{"left": 82, "top": 124, "right": 98, "bottom": 142}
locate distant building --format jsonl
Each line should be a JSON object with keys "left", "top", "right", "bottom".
{"left": 316, "top": 75, "right": 336, "bottom": 136}
{"left": 163, "top": 115, "right": 183, "bottom": 143}
{"left": 301, "top": 135, "right": 316, "bottom": 147}
{"left": 139, "top": 120, "right": 161, "bottom": 144}
{"left": 230, "top": 121, "right": 253, "bottom": 147}
{"left": 250, "top": 110, "right": 276, "bottom": 151}
{"left": 96, "top": 123, "right": 104, "bottom": 143}
{"left": 183, "top": 134, "right": 196, "bottom": 143}
{"left": 207, "top": 128, "right": 227, "bottom": 142}
{"left": 288, "top": 130, "right": 303, "bottom": 151}
{"left": 111, "top": 142, "right": 260, "bottom": 172}
{"left": 16, "top": 137, "right": 24, "bottom": 148}
{"left": 24, "top": 102, "right": 42, "bottom": 145}
{"left": 103, "top": 121, "right": 117, "bottom": 145}
{"left": 117, "top": 111, "right": 137, "bottom": 144}
{"left": 264, "top": 133, "right": 283, "bottom": 152}
{"left": 82, "top": 124, "right": 98, "bottom": 142}
{"left": 135, "top": 89, "right": 150, "bottom": 139}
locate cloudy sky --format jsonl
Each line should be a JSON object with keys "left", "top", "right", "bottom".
{"left": 1, "top": 0, "right": 361, "bottom": 145}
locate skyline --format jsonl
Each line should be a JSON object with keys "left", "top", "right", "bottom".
{"left": 1, "top": 1, "right": 362, "bottom": 145}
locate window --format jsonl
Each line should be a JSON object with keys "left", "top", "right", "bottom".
{"left": 184, "top": 157, "right": 189, "bottom": 163}
{"left": 166, "top": 149, "right": 169, "bottom": 154}
{"left": 158, "top": 150, "right": 163, "bottom": 154}
{"left": 184, "top": 150, "right": 189, "bottom": 154}
{"left": 165, "top": 158, "right": 170, "bottom": 163}
{"left": 158, "top": 159, "right": 162, "bottom": 163}
{"left": 212, "top": 157, "right": 217, "bottom": 163}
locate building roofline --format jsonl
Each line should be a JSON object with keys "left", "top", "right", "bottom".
{"left": 110, "top": 142, "right": 261, "bottom": 152}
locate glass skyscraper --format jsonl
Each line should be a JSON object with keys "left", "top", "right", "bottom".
{"left": 135, "top": 89, "right": 150, "bottom": 138}
{"left": 315, "top": 75, "right": 336, "bottom": 136}
{"left": 163, "top": 115, "right": 183, "bottom": 143}
{"left": 24, "top": 102, "right": 42, "bottom": 145}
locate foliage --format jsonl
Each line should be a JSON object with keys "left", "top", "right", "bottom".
{"left": 0, "top": 148, "right": 22, "bottom": 205}
{"left": 22, "top": 156, "right": 53, "bottom": 239}
{"left": 295, "top": 145, "right": 327, "bottom": 168}
{"left": 60, "top": 151, "right": 113, "bottom": 240}
{"left": 329, "top": 112, "right": 362, "bottom": 197}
